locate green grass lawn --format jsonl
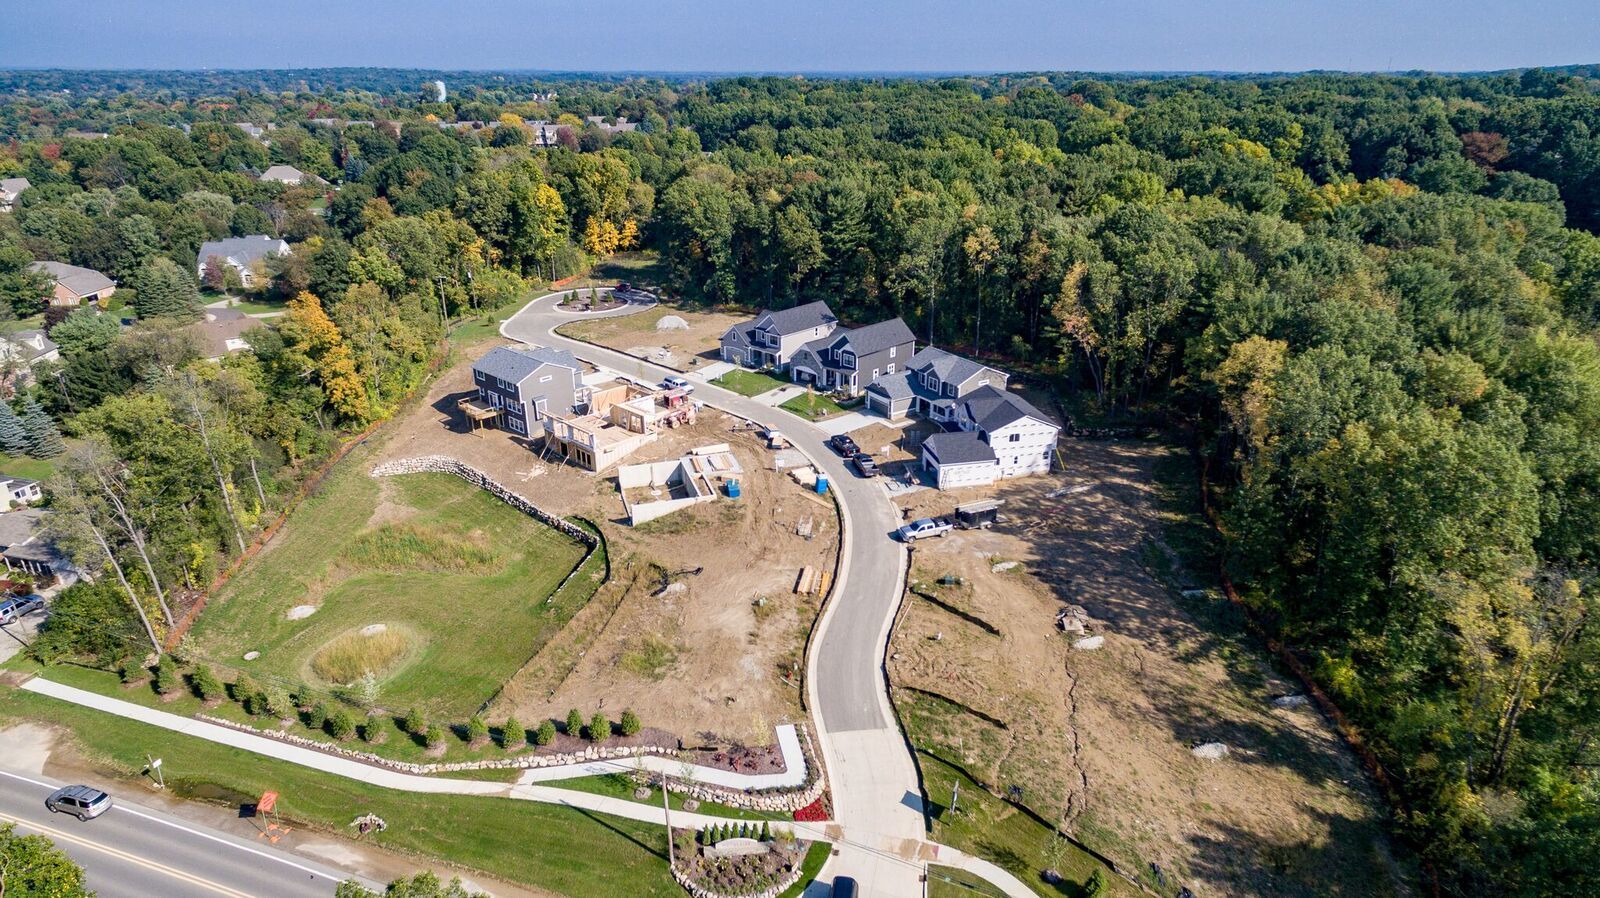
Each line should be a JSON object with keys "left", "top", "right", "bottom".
{"left": 213, "top": 296, "right": 286, "bottom": 315}
{"left": 561, "top": 251, "right": 670, "bottom": 291}
{"left": 189, "top": 458, "right": 593, "bottom": 720}
{"left": 779, "top": 390, "right": 847, "bottom": 419}
{"left": 918, "top": 752, "right": 1133, "bottom": 898}
{"left": 928, "top": 865, "right": 1010, "bottom": 897}
{"left": 0, "top": 686, "right": 685, "bottom": 898}
{"left": 0, "top": 455, "right": 59, "bottom": 482}
{"left": 712, "top": 368, "right": 789, "bottom": 397}
{"left": 779, "top": 842, "right": 832, "bottom": 898}
{"left": 448, "top": 302, "right": 523, "bottom": 347}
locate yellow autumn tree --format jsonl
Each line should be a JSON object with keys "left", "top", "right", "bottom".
{"left": 284, "top": 292, "right": 370, "bottom": 424}
{"left": 583, "top": 218, "right": 624, "bottom": 255}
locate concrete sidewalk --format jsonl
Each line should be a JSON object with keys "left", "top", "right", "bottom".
{"left": 22, "top": 677, "right": 1040, "bottom": 898}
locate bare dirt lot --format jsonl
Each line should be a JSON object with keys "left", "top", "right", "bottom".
{"left": 555, "top": 303, "right": 748, "bottom": 371}
{"left": 888, "top": 440, "right": 1408, "bottom": 898}
{"left": 376, "top": 346, "right": 838, "bottom": 746}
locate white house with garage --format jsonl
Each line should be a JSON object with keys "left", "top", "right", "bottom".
{"left": 920, "top": 385, "right": 1059, "bottom": 489}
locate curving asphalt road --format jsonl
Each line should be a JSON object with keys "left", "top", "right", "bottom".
{"left": 502, "top": 291, "right": 928, "bottom": 896}
{"left": 0, "top": 767, "right": 362, "bottom": 898}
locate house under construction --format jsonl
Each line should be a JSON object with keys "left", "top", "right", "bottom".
{"left": 542, "top": 380, "right": 698, "bottom": 472}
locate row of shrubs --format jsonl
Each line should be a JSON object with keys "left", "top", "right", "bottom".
{"left": 697, "top": 821, "right": 777, "bottom": 845}
{"left": 142, "top": 657, "right": 645, "bottom": 751}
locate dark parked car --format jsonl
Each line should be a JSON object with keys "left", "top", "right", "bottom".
{"left": 851, "top": 453, "right": 879, "bottom": 477}
{"left": 0, "top": 594, "right": 44, "bottom": 625}
{"left": 831, "top": 876, "right": 857, "bottom": 898}
{"left": 45, "top": 785, "right": 112, "bottom": 820}
{"left": 828, "top": 434, "right": 859, "bottom": 456}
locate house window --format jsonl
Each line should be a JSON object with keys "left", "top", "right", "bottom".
{"left": 872, "top": 368, "right": 879, "bottom": 381}
{"left": 889, "top": 346, "right": 897, "bottom": 358}
{"left": 1009, "top": 434, "right": 1020, "bottom": 443}
{"left": 842, "top": 351, "right": 855, "bottom": 368}
{"left": 945, "top": 384, "right": 956, "bottom": 397}
{"left": 886, "top": 363, "right": 895, "bottom": 374}
{"left": 540, "top": 375, "right": 553, "bottom": 383}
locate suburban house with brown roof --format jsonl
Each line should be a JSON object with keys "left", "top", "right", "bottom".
{"left": 187, "top": 308, "right": 258, "bottom": 361}
{"left": 29, "top": 261, "right": 116, "bottom": 308}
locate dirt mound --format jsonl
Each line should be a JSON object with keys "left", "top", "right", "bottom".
{"left": 655, "top": 315, "right": 690, "bottom": 330}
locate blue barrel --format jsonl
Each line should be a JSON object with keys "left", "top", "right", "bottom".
{"left": 726, "top": 479, "right": 741, "bottom": 499}
{"left": 815, "top": 475, "right": 829, "bottom": 495}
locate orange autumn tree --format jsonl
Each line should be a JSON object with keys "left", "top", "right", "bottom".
{"left": 282, "top": 291, "right": 370, "bottom": 424}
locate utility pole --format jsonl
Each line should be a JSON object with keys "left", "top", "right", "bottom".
{"left": 661, "top": 768, "right": 675, "bottom": 868}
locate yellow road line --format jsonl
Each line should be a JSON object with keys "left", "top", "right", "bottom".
{"left": 0, "top": 811, "right": 255, "bottom": 897}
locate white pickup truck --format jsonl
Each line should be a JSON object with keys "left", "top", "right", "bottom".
{"left": 897, "top": 517, "right": 954, "bottom": 542}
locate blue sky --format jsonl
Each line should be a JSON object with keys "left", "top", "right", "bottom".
{"left": 8, "top": 0, "right": 1599, "bottom": 72}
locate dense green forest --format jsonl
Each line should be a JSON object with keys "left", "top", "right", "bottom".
{"left": 4, "top": 67, "right": 1600, "bottom": 896}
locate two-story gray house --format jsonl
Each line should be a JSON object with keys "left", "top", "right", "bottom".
{"left": 469, "top": 346, "right": 583, "bottom": 437}
{"left": 864, "top": 346, "right": 1009, "bottom": 421}
{"left": 719, "top": 301, "right": 838, "bottom": 369}
{"left": 787, "top": 317, "right": 916, "bottom": 397}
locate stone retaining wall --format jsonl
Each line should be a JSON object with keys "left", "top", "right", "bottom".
{"left": 369, "top": 456, "right": 597, "bottom": 547}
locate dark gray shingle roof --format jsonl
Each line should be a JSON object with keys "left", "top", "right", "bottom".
{"left": 833, "top": 317, "right": 914, "bottom": 357}
{"left": 473, "top": 346, "right": 577, "bottom": 385}
{"left": 923, "top": 431, "right": 996, "bottom": 465}
{"left": 909, "top": 346, "right": 998, "bottom": 387}
{"left": 961, "top": 385, "right": 1056, "bottom": 432}
{"left": 197, "top": 235, "right": 288, "bottom": 268}
{"left": 756, "top": 301, "right": 836, "bottom": 336}
{"left": 866, "top": 370, "right": 915, "bottom": 401}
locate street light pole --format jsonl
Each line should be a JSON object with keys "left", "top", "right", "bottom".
{"left": 662, "top": 767, "right": 675, "bottom": 869}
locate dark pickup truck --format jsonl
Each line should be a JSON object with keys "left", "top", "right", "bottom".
{"left": 851, "top": 453, "right": 879, "bottom": 477}
{"left": 828, "top": 434, "right": 859, "bottom": 456}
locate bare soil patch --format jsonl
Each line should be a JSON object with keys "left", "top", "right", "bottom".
{"left": 889, "top": 440, "right": 1407, "bottom": 898}
{"left": 555, "top": 304, "right": 747, "bottom": 372}
{"left": 375, "top": 349, "right": 839, "bottom": 745}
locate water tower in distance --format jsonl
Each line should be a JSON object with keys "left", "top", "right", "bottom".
{"left": 432, "top": 80, "right": 447, "bottom": 103}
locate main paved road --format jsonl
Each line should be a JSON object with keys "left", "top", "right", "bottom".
{"left": 0, "top": 767, "right": 361, "bottom": 898}
{"left": 504, "top": 292, "right": 929, "bottom": 895}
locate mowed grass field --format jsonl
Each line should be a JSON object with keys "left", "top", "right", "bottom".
{"left": 190, "top": 457, "right": 590, "bottom": 719}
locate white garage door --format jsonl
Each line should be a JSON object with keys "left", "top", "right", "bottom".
{"left": 936, "top": 461, "right": 998, "bottom": 490}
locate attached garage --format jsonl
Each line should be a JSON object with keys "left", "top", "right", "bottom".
{"left": 921, "top": 431, "right": 999, "bottom": 490}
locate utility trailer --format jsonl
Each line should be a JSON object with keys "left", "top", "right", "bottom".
{"left": 953, "top": 499, "right": 1003, "bottom": 530}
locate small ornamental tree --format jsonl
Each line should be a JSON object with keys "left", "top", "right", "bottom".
{"left": 262, "top": 686, "right": 294, "bottom": 720}
{"left": 534, "top": 719, "right": 557, "bottom": 746}
{"left": 405, "top": 707, "right": 427, "bottom": 735}
{"left": 306, "top": 701, "right": 330, "bottom": 730}
{"left": 564, "top": 708, "right": 583, "bottom": 736}
{"left": 326, "top": 709, "right": 356, "bottom": 741}
{"left": 190, "top": 664, "right": 224, "bottom": 702}
{"left": 231, "top": 674, "right": 260, "bottom": 708}
{"left": 1085, "top": 870, "right": 1107, "bottom": 898}
{"left": 619, "top": 709, "right": 641, "bottom": 737}
{"left": 466, "top": 715, "right": 489, "bottom": 746}
{"left": 425, "top": 724, "right": 446, "bottom": 750}
{"left": 502, "top": 715, "right": 526, "bottom": 750}
{"left": 152, "top": 655, "right": 180, "bottom": 696}
{"left": 587, "top": 712, "right": 609, "bottom": 742}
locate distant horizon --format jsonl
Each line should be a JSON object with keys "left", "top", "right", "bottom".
{"left": 8, "top": 1, "right": 1599, "bottom": 74}
{"left": 2, "top": 62, "right": 1596, "bottom": 79}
